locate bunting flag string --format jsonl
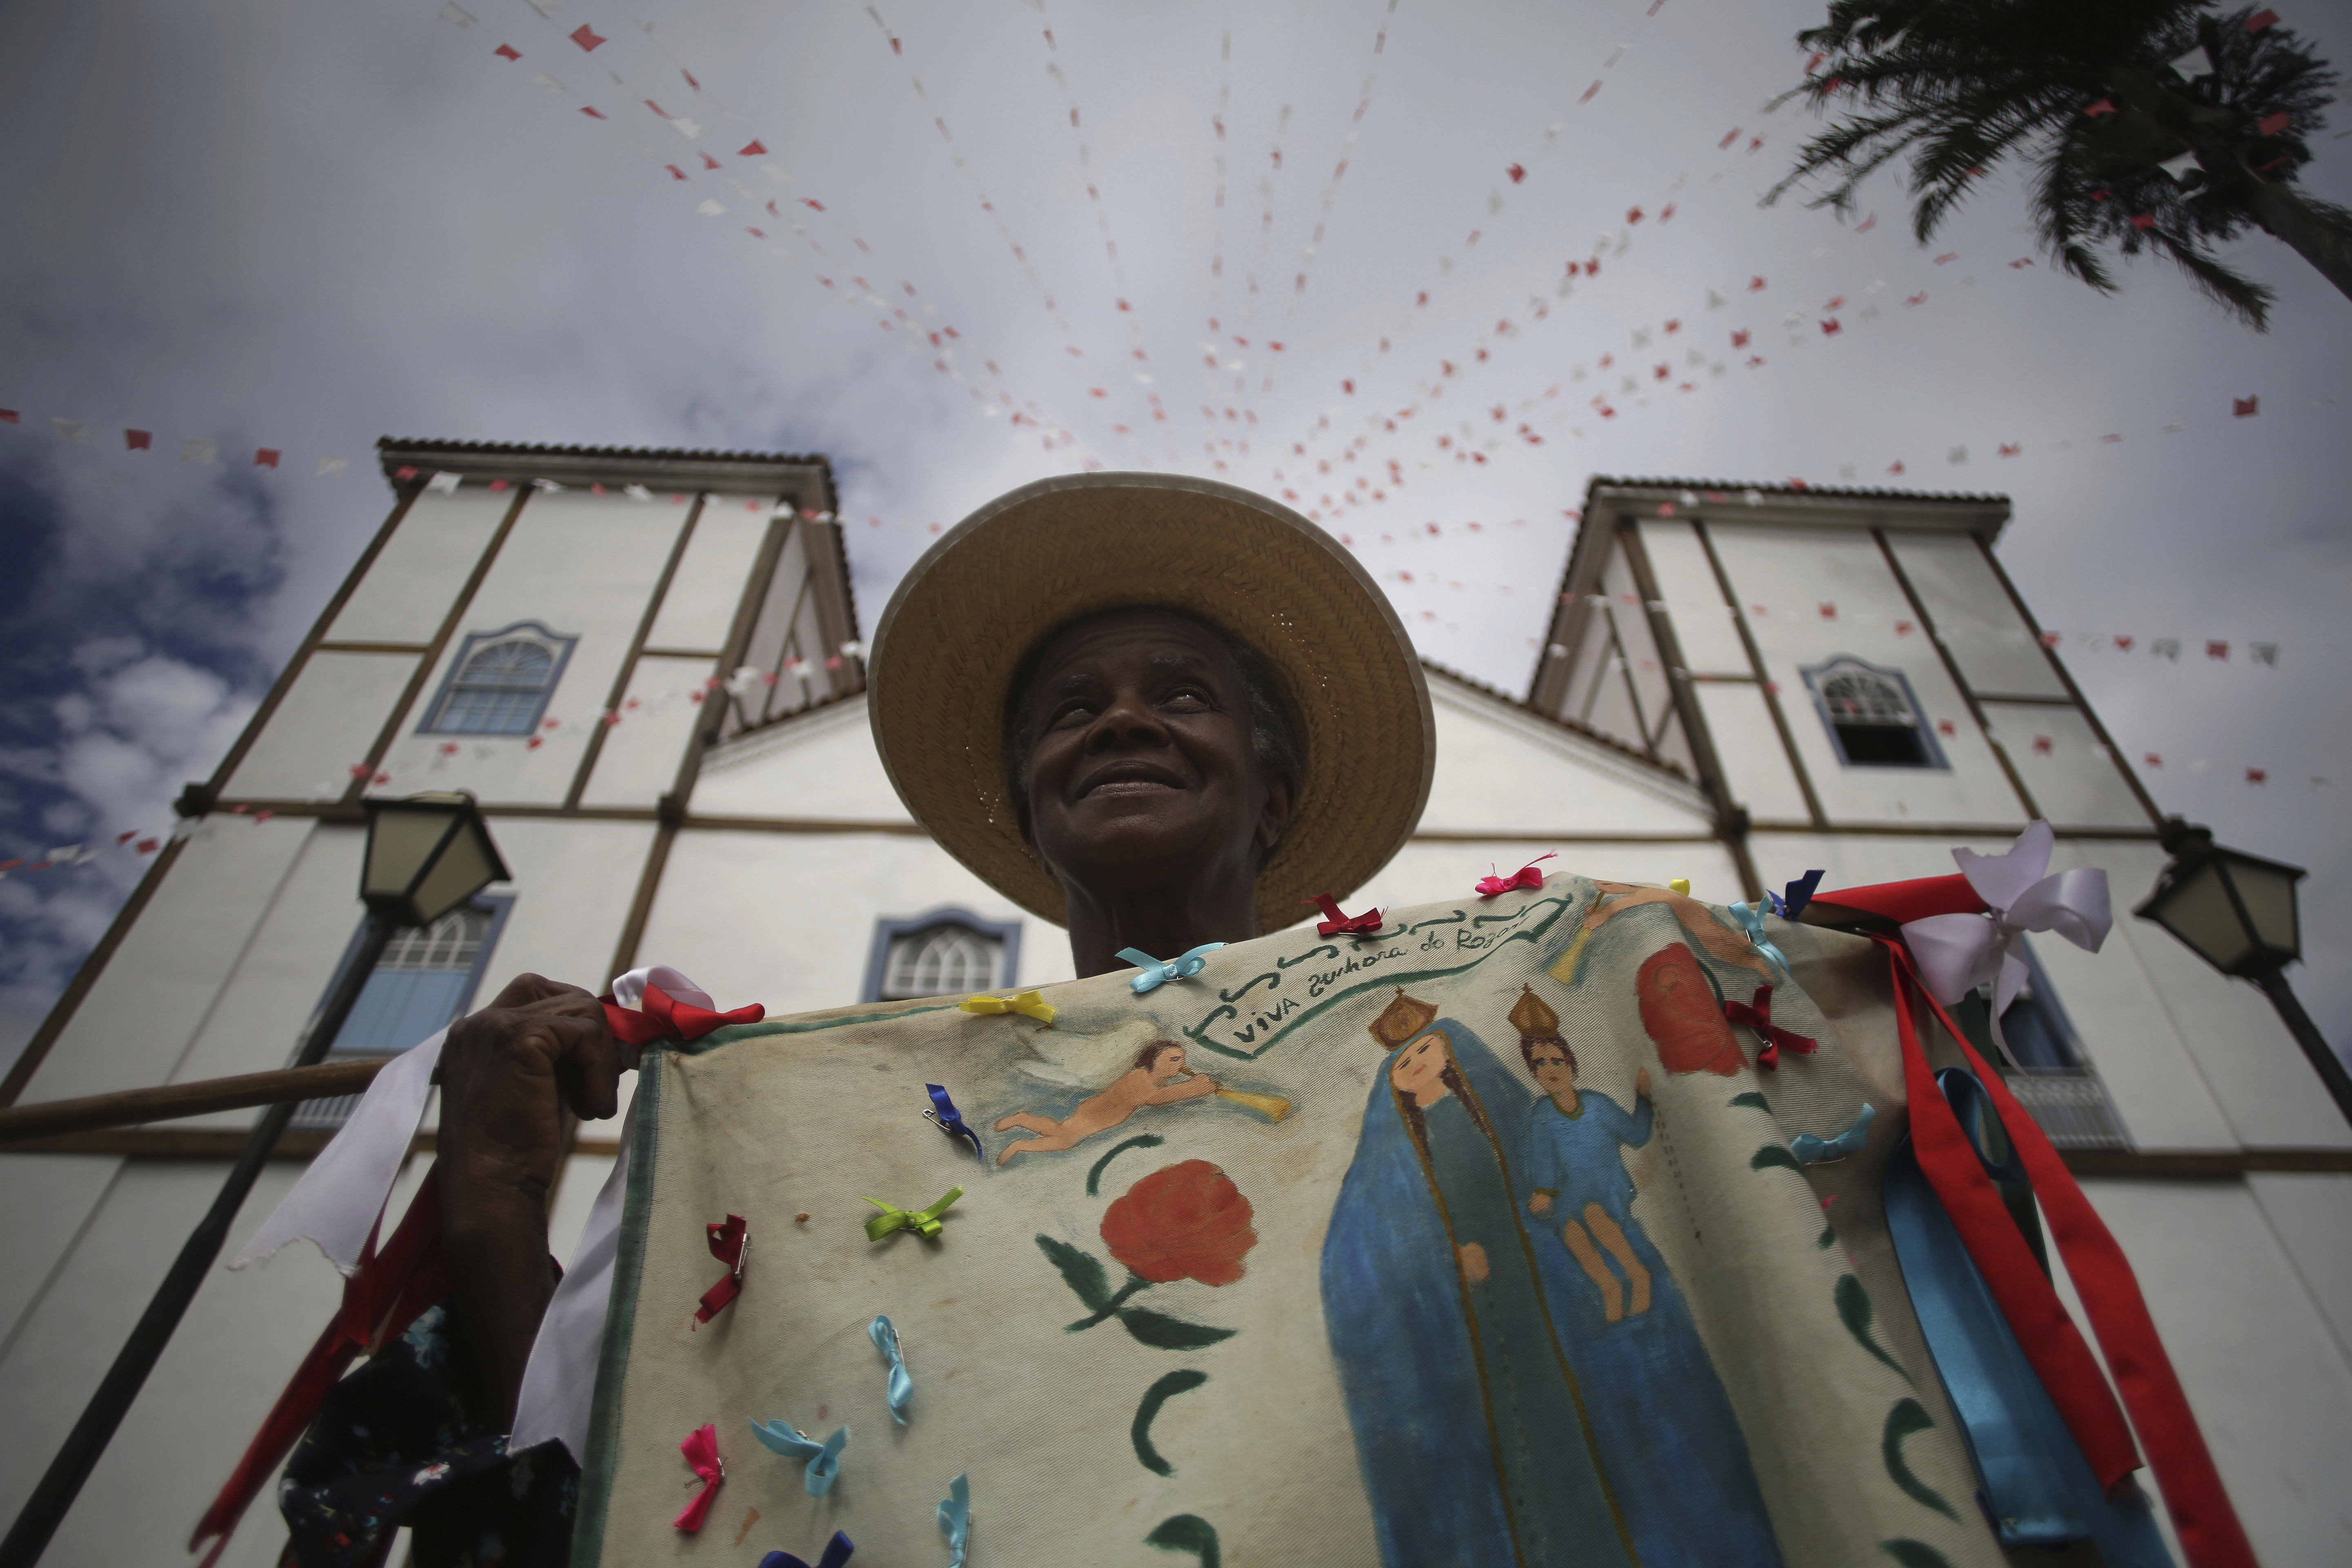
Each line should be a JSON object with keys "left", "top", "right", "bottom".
{"left": 469, "top": 3, "right": 1088, "bottom": 463}
{"left": 1030, "top": 2, "right": 1171, "bottom": 448}
{"left": 860, "top": 0, "right": 1110, "bottom": 462}
{"left": 1250, "top": 0, "right": 1716, "bottom": 450}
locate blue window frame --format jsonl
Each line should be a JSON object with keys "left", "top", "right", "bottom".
{"left": 421, "top": 621, "right": 577, "bottom": 736}
{"left": 1801, "top": 655, "right": 1948, "bottom": 769}
{"left": 293, "top": 895, "right": 514, "bottom": 1127}
{"left": 862, "top": 909, "right": 1023, "bottom": 1003}
{"left": 1997, "top": 937, "right": 2085, "bottom": 1074}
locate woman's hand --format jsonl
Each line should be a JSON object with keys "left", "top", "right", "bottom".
{"left": 1635, "top": 1067, "right": 1653, "bottom": 1100}
{"left": 434, "top": 974, "right": 630, "bottom": 1427}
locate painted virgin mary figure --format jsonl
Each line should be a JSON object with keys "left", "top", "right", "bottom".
{"left": 1508, "top": 985, "right": 1784, "bottom": 1566}
{"left": 1323, "top": 991, "right": 1639, "bottom": 1568}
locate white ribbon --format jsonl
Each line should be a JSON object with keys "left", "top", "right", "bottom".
{"left": 1900, "top": 822, "right": 2111, "bottom": 1054}
{"left": 229, "top": 966, "right": 710, "bottom": 1463}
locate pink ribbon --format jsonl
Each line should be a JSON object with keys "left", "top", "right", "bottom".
{"left": 1722, "top": 985, "right": 1816, "bottom": 1070}
{"left": 675, "top": 1423, "right": 724, "bottom": 1532}
{"left": 695, "top": 1215, "right": 748, "bottom": 1325}
{"left": 1476, "top": 853, "right": 1555, "bottom": 897}
{"left": 1303, "top": 894, "right": 1384, "bottom": 938}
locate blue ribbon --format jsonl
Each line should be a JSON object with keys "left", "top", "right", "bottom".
{"left": 1790, "top": 1102, "right": 1875, "bottom": 1164}
{"left": 1884, "top": 1069, "right": 2174, "bottom": 1563}
{"left": 937, "top": 1472, "right": 972, "bottom": 1568}
{"left": 1727, "top": 901, "right": 1794, "bottom": 977}
{"left": 924, "top": 1083, "right": 985, "bottom": 1162}
{"left": 1117, "top": 943, "right": 1225, "bottom": 994}
{"left": 1768, "top": 869, "right": 1825, "bottom": 920}
{"left": 870, "top": 1314, "right": 914, "bottom": 1425}
{"left": 759, "top": 1532, "right": 854, "bottom": 1568}
{"left": 747, "top": 1418, "right": 850, "bottom": 1497}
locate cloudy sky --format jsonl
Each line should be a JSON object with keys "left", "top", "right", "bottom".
{"left": 3, "top": 0, "right": 2348, "bottom": 1064}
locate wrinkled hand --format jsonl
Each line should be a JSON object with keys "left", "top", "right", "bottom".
{"left": 433, "top": 973, "right": 633, "bottom": 1427}
{"left": 437, "top": 973, "right": 632, "bottom": 1212}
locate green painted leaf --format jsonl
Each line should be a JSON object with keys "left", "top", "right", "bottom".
{"left": 1817, "top": 1223, "right": 1838, "bottom": 1249}
{"left": 1882, "top": 1400, "right": 1958, "bottom": 1521}
{"left": 1751, "top": 1143, "right": 1801, "bottom": 1172}
{"left": 1145, "top": 1514, "right": 1222, "bottom": 1568}
{"left": 1087, "top": 1134, "right": 1166, "bottom": 1197}
{"left": 1036, "top": 1233, "right": 1111, "bottom": 1313}
{"left": 1130, "top": 1369, "right": 1211, "bottom": 1476}
{"left": 1730, "top": 1091, "right": 1772, "bottom": 1112}
{"left": 1838, "top": 1274, "right": 1914, "bottom": 1385}
{"left": 1879, "top": 1540, "right": 1955, "bottom": 1568}
{"left": 1117, "top": 1307, "right": 1239, "bottom": 1352}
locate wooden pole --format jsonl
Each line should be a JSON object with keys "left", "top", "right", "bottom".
{"left": 0, "top": 1058, "right": 391, "bottom": 1146}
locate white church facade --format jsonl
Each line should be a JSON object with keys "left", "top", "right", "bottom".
{"left": 2, "top": 440, "right": 2348, "bottom": 1564}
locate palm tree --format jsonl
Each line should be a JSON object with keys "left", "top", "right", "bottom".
{"left": 1765, "top": 1, "right": 2349, "bottom": 329}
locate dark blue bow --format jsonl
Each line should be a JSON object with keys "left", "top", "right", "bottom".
{"left": 924, "top": 1083, "right": 985, "bottom": 1163}
{"left": 1768, "top": 868, "right": 1825, "bottom": 920}
{"left": 760, "top": 1530, "right": 854, "bottom": 1568}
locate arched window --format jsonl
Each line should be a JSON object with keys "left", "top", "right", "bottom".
{"left": 1802, "top": 657, "right": 1945, "bottom": 768}
{"left": 294, "top": 897, "right": 513, "bottom": 1129}
{"left": 423, "top": 622, "right": 576, "bottom": 736}
{"left": 864, "top": 910, "right": 1023, "bottom": 1002}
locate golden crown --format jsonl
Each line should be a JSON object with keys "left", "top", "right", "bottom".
{"left": 1368, "top": 989, "right": 1439, "bottom": 1051}
{"left": 1507, "top": 984, "right": 1560, "bottom": 1040}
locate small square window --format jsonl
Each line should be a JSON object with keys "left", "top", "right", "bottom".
{"left": 1801, "top": 657, "right": 1947, "bottom": 769}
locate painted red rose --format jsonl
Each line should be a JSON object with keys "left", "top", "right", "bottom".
{"left": 1100, "top": 1159, "right": 1257, "bottom": 1286}
{"left": 1638, "top": 942, "right": 1744, "bottom": 1076}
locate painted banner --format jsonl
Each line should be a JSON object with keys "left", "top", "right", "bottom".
{"left": 576, "top": 878, "right": 2006, "bottom": 1567}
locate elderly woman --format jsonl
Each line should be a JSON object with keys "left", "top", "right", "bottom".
{"left": 283, "top": 474, "right": 1434, "bottom": 1563}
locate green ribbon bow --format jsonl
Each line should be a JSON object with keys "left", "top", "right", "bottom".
{"left": 862, "top": 1186, "right": 964, "bottom": 1243}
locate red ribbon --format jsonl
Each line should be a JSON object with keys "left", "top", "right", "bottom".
{"left": 1879, "top": 936, "right": 2255, "bottom": 1567}
{"left": 1303, "top": 894, "right": 1383, "bottom": 938}
{"left": 675, "top": 1423, "right": 724, "bottom": 1532}
{"left": 1476, "top": 853, "right": 1555, "bottom": 896}
{"left": 189, "top": 1169, "right": 451, "bottom": 1568}
{"left": 1722, "top": 985, "right": 1815, "bottom": 1069}
{"left": 195, "top": 982, "right": 765, "bottom": 1561}
{"left": 601, "top": 982, "right": 765, "bottom": 1047}
{"left": 695, "top": 1214, "right": 748, "bottom": 1324}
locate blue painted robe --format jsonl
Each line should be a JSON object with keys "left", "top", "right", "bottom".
{"left": 1523, "top": 1092, "right": 1784, "bottom": 1566}
{"left": 1323, "top": 1022, "right": 1637, "bottom": 1568}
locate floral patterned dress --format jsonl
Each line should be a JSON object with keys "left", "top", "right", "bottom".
{"left": 277, "top": 1301, "right": 577, "bottom": 1567}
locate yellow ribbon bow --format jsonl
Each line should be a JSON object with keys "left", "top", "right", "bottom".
{"left": 863, "top": 1187, "right": 964, "bottom": 1243}
{"left": 959, "top": 990, "right": 1057, "bottom": 1025}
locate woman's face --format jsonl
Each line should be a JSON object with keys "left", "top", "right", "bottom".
{"left": 1390, "top": 1031, "right": 1454, "bottom": 1105}
{"left": 1014, "top": 608, "right": 1293, "bottom": 905}
{"left": 1526, "top": 1041, "right": 1576, "bottom": 1100}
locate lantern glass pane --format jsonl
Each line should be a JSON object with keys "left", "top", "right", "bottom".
{"left": 2221, "top": 854, "right": 2302, "bottom": 962}
{"left": 407, "top": 820, "right": 501, "bottom": 929}
{"left": 2152, "top": 862, "right": 2255, "bottom": 973}
{"left": 363, "top": 808, "right": 457, "bottom": 905}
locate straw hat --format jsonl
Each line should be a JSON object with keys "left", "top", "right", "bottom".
{"left": 869, "top": 472, "right": 1434, "bottom": 931}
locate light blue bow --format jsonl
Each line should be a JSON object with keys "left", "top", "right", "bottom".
{"left": 937, "top": 1472, "right": 971, "bottom": 1568}
{"left": 1792, "top": 1103, "right": 1876, "bottom": 1165}
{"left": 1728, "top": 901, "right": 1793, "bottom": 977}
{"left": 748, "top": 1418, "right": 850, "bottom": 1497}
{"left": 870, "top": 1314, "right": 913, "bottom": 1425}
{"left": 1117, "top": 943, "right": 1225, "bottom": 994}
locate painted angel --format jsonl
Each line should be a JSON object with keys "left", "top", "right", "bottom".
{"left": 994, "top": 1021, "right": 1221, "bottom": 1165}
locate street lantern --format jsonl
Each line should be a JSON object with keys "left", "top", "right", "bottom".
{"left": 2135, "top": 818, "right": 2349, "bottom": 1127}
{"left": 362, "top": 791, "right": 511, "bottom": 929}
{"left": 1, "top": 793, "right": 510, "bottom": 1565}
